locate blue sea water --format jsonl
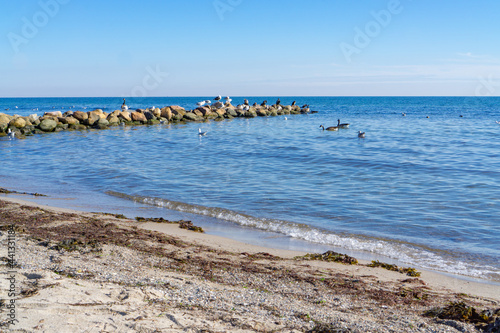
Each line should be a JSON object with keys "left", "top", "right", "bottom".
{"left": 1, "top": 96, "right": 499, "bottom": 283}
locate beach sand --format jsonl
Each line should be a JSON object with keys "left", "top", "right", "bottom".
{"left": 0, "top": 195, "right": 499, "bottom": 332}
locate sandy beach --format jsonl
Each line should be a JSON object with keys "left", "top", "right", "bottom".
{"left": 1, "top": 194, "right": 499, "bottom": 333}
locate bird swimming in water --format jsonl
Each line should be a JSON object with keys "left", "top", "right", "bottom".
{"left": 402, "top": 113, "right": 406, "bottom": 116}
{"left": 337, "top": 119, "right": 349, "bottom": 128}
{"left": 358, "top": 131, "right": 366, "bottom": 138}
{"left": 319, "top": 125, "right": 338, "bottom": 131}
{"left": 198, "top": 128, "right": 207, "bottom": 136}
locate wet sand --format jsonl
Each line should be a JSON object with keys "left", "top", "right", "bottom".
{"left": 0, "top": 195, "right": 499, "bottom": 332}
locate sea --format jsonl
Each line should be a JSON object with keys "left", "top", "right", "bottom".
{"left": 1, "top": 96, "right": 499, "bottom": 284}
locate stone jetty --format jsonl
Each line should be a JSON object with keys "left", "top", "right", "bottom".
{"left": 0, "top": 102, "right": 310, "bottom": 138}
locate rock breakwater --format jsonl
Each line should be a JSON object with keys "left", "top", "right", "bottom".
{"left": 0, "top": 102, "right": 310, "bottom": 139}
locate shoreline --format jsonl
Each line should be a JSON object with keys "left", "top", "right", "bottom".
{"left": 1, "top": 195, "right": 499, "bottom": 332}
{"left": 2, "top": 195, "right": 499, "bottom": 297}
{"left": 3, "top": 190, "right": 500, "bottom": 289}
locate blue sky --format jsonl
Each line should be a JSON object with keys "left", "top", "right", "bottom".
{"left": 1, "top": 0, "right": 499, "bottom": 97}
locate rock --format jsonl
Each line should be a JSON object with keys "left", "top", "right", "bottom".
{"left": 118, "top": 111, "right": 131, "bottom": 122}
{"left": 170, "top": 105, "right": 185, "bottom": 114}
{"left": 284, "top": 105, "right": 292, "bottom": 111}
{"left": 131, "top": 111, "right": 147, "bottom": 122}
{"left": 88, "top": 110, "right": 105, "bottom": 120}
{"left": 161, "top": 107, "right": 172, "bottom": 120}
{"left": 44, "top": 111, "right": 62, "bottom": 117}
{"left": 144, "top": 111, "right": 155, "bottom": 120}
{"left": 65, "top": 117, "right": 80, "bottom": 125}
{"left": 193, "top": 109, "right": 204, "bottom": 117}
{"left": 39, "top": 118, "right": 57, "bottom": 132}
{"left": 172, "top": 112, "right": 184, "bottom": 121}
{"left": 195, "top": 107, "right": 211, "bottom": 116}
{"left": 226, "top": 108, "right": 238, "bottom": 117}
{"left": 183, "top": 112, "right": 199, "bottom": 121}
{"left": 84, "top": 112, "right": 100, "bottom": 126}
{"left": 73, "top": 111, "right": 88, "bottom": 122}
{"left": 10, "top": 117, "right": 26, "bottom": 128}
{"left": 256, "top": 109, "right": 268, "bottom": 117}
{"left": 0, "top": 114, "right": 12, "bottom": 130}
{"left": 107, "top": 115, "right": 120, "bottom": 125}
{"left": 69, "top": 124, "right": 87, "bottom": 130}
{"left": 152, "top": 108, "right": 161, "bottom": 118}
{"left": 95, "top": 118, "right": 109, "bottom": 129}
{"left": 215, "top": 109, "right": 226, "bottom": 117}
{"left": 56, "top": 123, "right": 69, "bottom": 130}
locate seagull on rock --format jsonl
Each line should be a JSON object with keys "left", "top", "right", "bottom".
{"left": 197, "top": 101, "right": 206, "bottom": 107}
{"left": 214, "top": 95, "right": 221, "bottom": 101}
{"left": 224, "top": 96, "right": 232, "bottom": 104}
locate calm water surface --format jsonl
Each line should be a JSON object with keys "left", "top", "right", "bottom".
{"left": 1, "top": 97, "right": 499, "bottom": 282}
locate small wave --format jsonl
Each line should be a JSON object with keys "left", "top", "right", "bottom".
{"left": 106, "top": 191, "right": 500, "bottom": 282}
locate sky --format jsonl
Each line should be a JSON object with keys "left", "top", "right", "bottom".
{"left": 1, "top": 0, "right": 500, "bottom": 97}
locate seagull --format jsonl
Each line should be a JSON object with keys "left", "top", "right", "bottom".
{"left": 224, "top": 96, "right": 232, "bottom": 103}
{"left": 7, "top": 128, "right": 16, "bottom": 139}
{"left": 402, "top": 113, "right": 406, "bottom": 116}
{"left": 197, "top": 101, "right": 206, "bottom": 107}
{"left": 243, "top": 105, "right": 250, "bottom": 111}
{"left": 496, "top": 121, "right": 500, "bottom": 124}
{"left": 337, "top": 119, "right": 349, "bottom": 128}
{"left": 198, "top": 128, "right": 207, "bottom": 136}
{"left": 320, "top": 125, "right": 338, "bottom": 131}
{"left": 358, "top": 131, "right": 366, "bottom": 138}
{"left": 284, "top": 117, "right": 288, "bottom": 120}
{"left": 205, "top": 100, "right": 211, "bottom": 105}
{"left": 214, "top": 95, "right": 221, "bottom": 101}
